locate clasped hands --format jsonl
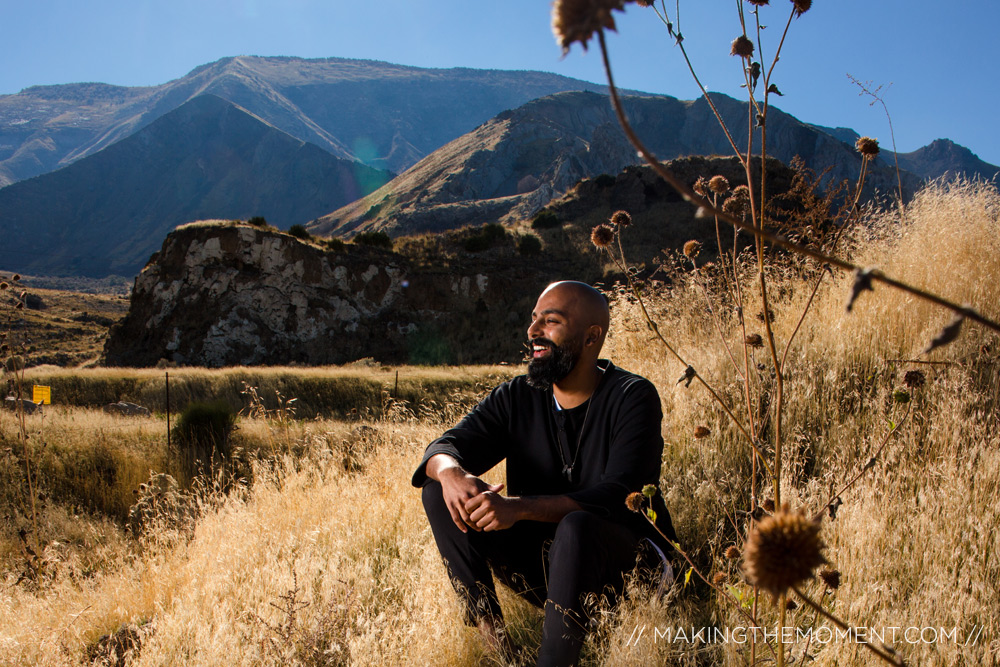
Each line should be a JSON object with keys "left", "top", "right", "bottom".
{"left": 439, "top": 465, "right": 519, "bottom": 533}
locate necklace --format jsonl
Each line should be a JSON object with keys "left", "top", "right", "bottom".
{"left": 554, "top": 392, "right": 594, "bottom": 483}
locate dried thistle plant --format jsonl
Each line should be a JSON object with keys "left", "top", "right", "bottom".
{"left": 742, "top": 506, "right": 826, "bottom": 599}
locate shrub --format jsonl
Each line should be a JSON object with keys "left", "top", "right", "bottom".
{"left": 463, "top": 224, "right": 508, "bottom": 252}
{"left": 173, "top": 400, "right": 237, "bottom": 482}
{"left": 325, "top": 238, "right": 347, "bottom": 252}
{"left": 518, "top": 234, "right": 542, "bottom": 256}
{"left": 288, "top": 224, "right": 311, "bottom": 240}
{"left": 531, "top": 210, "right": 561, "bottom": 230}
{"left": 352, "top": 231, "right": 394, "bottom": 250}
{"left": 247, "top": 216, "right": 268, "bottom": 228}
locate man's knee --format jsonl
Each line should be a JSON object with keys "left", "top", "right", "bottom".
{"left": 553, "top": 510, "right": 603, "bottom": 544}
{"left": 549, "top": 511, "right": 638, "bottom": 573}
{"left": 549, "top": 511, "right": 607, "bottom": 564}
{"left": 421, "top": 481, "right": 451, "bottom": 528}
{"left": 421, "top": 479, "right": 443, "bottom": 508}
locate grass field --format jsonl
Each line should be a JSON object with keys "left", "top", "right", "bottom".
{"left": 20, "top": 364, "right": 517, "bottom": 418}
{"left": 1, "top": 180, "right": 998, "bottom": 665}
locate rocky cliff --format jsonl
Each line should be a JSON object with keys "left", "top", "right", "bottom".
{"left": 103, "top": 222, "right": 560, "bottom": 367}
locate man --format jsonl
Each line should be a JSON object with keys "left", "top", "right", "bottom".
{"left": 411, "top": 281, "right": 675, "bottom": 666}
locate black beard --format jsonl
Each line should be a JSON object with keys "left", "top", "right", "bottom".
{"left": 526, "top": 337, "right": 580, "bottom": 390}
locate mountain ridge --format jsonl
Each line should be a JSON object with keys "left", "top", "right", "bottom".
{"left": 0, "top": 55, "right": 616, "bottom": 186}
{"left": 0, "top": 93, "right": 390, "bottom": 277}
{"left": 311, "top": 90, "right": 938, "bottom": 239}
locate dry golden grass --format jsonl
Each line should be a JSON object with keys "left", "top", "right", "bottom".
{"left": 21, "top": 364, "right": 516, "bottom": 418}
{"left": 1, "top": 181, "right": 998, "bottom": 665}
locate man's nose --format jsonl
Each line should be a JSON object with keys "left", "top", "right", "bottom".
{"left": 527, "top": 317, "right": 541, "bottom": 340}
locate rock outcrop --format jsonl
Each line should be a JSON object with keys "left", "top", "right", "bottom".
{"left": 104, "top": 222, "right": 558, "bottom": 367}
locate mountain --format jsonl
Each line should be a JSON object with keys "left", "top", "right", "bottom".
{"left": 893, "top": 138, "right": 1000, "bottom": 181}
{"left": 0, "top": 56, "right": 614, "bottom": 186}
{"left": 806, "top": 126, "right": 1000, "bottom": 182}
{"left": 311, "top": 90, "right": 928, "bottom": 239}
{"left": 0, "top": 94, "right": 391, "bottom": 277}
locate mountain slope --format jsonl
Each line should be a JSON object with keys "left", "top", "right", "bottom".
{"left": 894, "top": 138, "right": 1000, "bottom": 181}
{"left": 0, "top": 56, "right": 614, "bottom": 186}
{"left": 0, "top": 94, "right": 391, "bottom": 277}
{"left": 311, "top": 90, "right": 926, "bottom": 239}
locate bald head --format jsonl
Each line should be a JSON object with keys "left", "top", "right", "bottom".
{"left": 539, "top": 280, "right": 610, "bottom": 334}
{"left": 529, "top": 281, "right": 610, "bottom": 356}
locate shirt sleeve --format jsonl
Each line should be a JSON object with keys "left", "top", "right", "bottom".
{"left": 565, "top": 377, "right": 664, "bottom": 520}
{"left": 410, "top": 382, "right": 513, "bottom": 487}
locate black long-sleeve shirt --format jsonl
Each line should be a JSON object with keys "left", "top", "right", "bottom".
{"left": 412, "top": 360, "right": 676, "bottom": 547}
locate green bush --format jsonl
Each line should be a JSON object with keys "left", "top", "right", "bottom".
{"left": 518, "top": 234, "right": 543, "bottom": 256}
{"left": 530, "top": 210, "right": 561, "bottom": 230}
{"left": 352, "top": 231, "right": 394, "bottom": 250}
{"left": 247, "top": 216, "right": 269, "bottom": 228}
{"left": 288, "top": 224, "right": 311, "bottom": 240}
{"left": 325, "top": 238, "right": 347, "bottom": 251}
{"left": 463, "top": 224, "right": 508, "bottom": 252}
{"left": 173, "top": 400, "right": 237, "bottom": 482}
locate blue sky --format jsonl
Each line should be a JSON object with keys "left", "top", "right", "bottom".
{"left": 3, "top": 0, "right": 998, "bottom": 165}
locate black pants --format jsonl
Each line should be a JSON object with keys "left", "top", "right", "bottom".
{"left": 422, "top": 482, "right": 642, "bottom": 667}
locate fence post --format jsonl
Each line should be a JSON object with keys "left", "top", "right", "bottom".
{"left": 166, "top": 371, "right": 171, "bottom": 450}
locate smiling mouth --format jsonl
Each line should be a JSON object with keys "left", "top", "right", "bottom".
{"left": 530, "top": 339, "right": 553, "bottom": 358}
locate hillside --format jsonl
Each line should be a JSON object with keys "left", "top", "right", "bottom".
{"left": 0, "top": 94, "right": 391, "bottom": 278}
{"left": 312, "top": 91, "right": 929, "bottom": 239}
{"left": 0, "top": 56, "right": 613, "bottom": 186}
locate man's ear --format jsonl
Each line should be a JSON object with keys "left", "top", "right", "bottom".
{"left": 585, "top": 325, "right": 602, "bottom": 347}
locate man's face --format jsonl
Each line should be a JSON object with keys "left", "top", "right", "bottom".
{"left": 525, "top": 288, "right": 585, "bottom": 390}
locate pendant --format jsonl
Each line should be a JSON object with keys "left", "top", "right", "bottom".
{"left": 562, "top": 464, "right": 573, "bottom": 481}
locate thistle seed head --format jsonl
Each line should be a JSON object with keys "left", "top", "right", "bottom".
{"left": 11, "top": 275, "right": 20, "bottom": 282}
{"left": 591, "top": 224, "right": 615, "bottom": 248}
{"left": 819, "top": 568, "right": 842, "bottom": 590}
{"left": 791, "top": 0, "right": 812, "bottom": 14}
{"left": 743, "top": 505, "right": 826, "bottom": 598}
{"left": 762, "top": 498, "right": 776, "bottom": 513}
{"left": 745, "top": 333, "right": 764, "bottom": 348}
{"left": 856, "top": 136, "right": 880, "bottom": 157}
{"left": 713, "top": 571, "right": 728, "bottom": 585}
{"left": 0, "top": 283, "right": 7, "bottom": 291}
{"left": 731, "top": 35, "right": 755, "bottom": 59}
{"left": 625, "top": 492, "right": 644, "bottom": 512}
{"left": 725, "top": 545, "right": 741, "bottom": 560}
{"left": 747, "top": 0, "right": 770, "bottom": 5}
{"left": 552, "top": 0, "right": 627, "bottom": 54}
{"left": 693, "top": 176, "right": 710, "bottom": 197}
{"left": 683, "top": 240, "right": 702, "bottom": 258}
{"left": 610, "top": 210, "right": 632, "bottom": 227}
{"left": 724, "top": 185, "right": 751, "bottom": 218}
{"left": 709, "top": 175, "right": 730, "bottom": 194}
{"left": 903, "top": 369, "right": 926, "bottom": 389}
{"left": 694, "top": 425, "right": 711, "bottom": 439}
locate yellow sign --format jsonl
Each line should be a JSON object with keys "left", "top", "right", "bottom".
{"left": 32, "top": 385, "right": 51, "bottom": 405}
